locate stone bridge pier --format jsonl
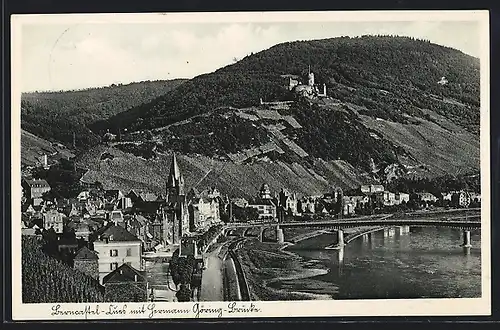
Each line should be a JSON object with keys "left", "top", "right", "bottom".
{"left": 276, "top": 226, "right": 284, "bottom": 244}
{"left": 462, "top": 230, "right": 472, "bottom": 248}
{"left": 383, "top": 227, "right": 396, "bottom": 238}
{"left": 398, "top": 225, "right": 410, "bottom": 235}
{"left": 255, "top": 225, "right": 285, "bottom": 244}
{"left": 333, "top": 229, "right": 346, "bottom": 266}
{"left": 337, "top": 229, "right": 345, "bottom": 247}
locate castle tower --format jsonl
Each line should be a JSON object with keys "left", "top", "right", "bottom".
{"left": 166, "top": 152, "right": 185, "bottom": 202}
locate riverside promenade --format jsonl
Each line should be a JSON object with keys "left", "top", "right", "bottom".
{"left": 199, "top": 243, "right": 226, "bottom": 301}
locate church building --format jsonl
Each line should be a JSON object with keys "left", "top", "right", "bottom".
{"left": 160, "top": 153, "right": 190, "bottom": 245}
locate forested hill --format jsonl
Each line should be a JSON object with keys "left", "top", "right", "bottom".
{"left": 94, "top": 35, "right": 480, "bottom": 135}
{"left": 21, "top": 79, "right": 186, "bottom": 148}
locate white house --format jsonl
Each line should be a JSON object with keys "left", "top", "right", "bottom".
{"left": 43, "top": 209, "right": 64, "bottom": 234}
{"left": 394, "top": 192, "right": 410, "bottom": 205}
{"left": 93, "top": 225, "right": 142, "bottom": 284}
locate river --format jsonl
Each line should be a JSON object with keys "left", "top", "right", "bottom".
{"left": 269, "top": 227, "right": 481, "bottom": 299}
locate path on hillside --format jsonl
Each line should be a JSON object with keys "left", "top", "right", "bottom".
{"left": 199, "top": 244, "right": 225, "bottom": 301}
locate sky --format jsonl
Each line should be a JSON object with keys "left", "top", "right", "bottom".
{"left": 18, "top": 14, "right": 482, "bottom": 92}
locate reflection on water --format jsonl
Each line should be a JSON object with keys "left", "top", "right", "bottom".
{"left": 290, "top": 227, "right": 481, "bottom": 299}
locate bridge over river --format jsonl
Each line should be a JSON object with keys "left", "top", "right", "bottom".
{"left": 224, "top": 209, "right": 481, "bottom": 249}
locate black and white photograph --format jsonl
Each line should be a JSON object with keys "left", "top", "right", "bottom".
{"left": 11, "top": 10, "right": 490, "bottom": 320}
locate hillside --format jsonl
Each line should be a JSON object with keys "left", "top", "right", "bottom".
{"left": 21, "top": 79, "right": 186, "bottom": 148}
{"left": 22, "top": 236, "right": 104, "bottom": 303}
{"left": 21, "top": 129, "right": 75, "bottom": 168}
{"left": 73, "top": 36, "right": 480, "bottom": 196}
{"left": 95, "top": 36, "right": 479, "bottom": 135}
{"left": 76, "top": 146, "right": 370, "bottom": 199}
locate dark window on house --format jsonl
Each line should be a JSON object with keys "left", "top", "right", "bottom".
{"left": 110, "top": 249, "right": 118, "bottom": 257}
{"left": 126, "top": 248, "right": 132, "bottom": 257}
{"left": 110, "top": 262, "right": 118, "bottom": 270}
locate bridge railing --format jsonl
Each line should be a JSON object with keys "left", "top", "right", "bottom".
{"left": 225, "top": 216, "right": 481, "bottom": 229}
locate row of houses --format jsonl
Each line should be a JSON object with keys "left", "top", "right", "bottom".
{"left": 232, "top": 183, "right": 481, "bottom": 222}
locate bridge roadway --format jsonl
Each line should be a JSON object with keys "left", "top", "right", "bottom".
{"left": 226, "top": 214, "right": 481, "bottom": 230}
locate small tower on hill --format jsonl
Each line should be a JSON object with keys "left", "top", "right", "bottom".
{"left": 308, "top": 65, "right": 315, "bottom": 87}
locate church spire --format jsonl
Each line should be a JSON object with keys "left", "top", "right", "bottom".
{"left": 168, "top": 153, "right": 181, "bottom": 184}
{"left": 166, "top": 152, "right": 185, "bottom": 199}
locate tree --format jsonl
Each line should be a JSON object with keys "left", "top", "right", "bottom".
{"left": 42, "top": 190, "right": 59, "bottom": 202}
{"left": 407, "top": 193, "right": 420, "bottom": 210}
{"left": 176, "top": 284, "right": 191, "bottom": 302}
{"left": 169, "top": 249, "right": 181, "bottom": 286}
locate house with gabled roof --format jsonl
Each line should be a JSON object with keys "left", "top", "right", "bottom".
{"left": 77, "top": 191, "right": 90, "bottom": 202}
{"left": 22, "top": 203, "right": 36, "bottom": 215}
{"left": 67, "top": 220, "right": 93, "bottom": 241}
{"left": 278, "top": 188, "right": 298, "bottom": 216}
{"left": 417, "top": 192, "right": 438, "bottom": 203}
{"left": 246, "top": 183, "right": 278, "bottom": 220}
{"left": 92, "top": 224, "right": 142, "bottom": 284}
{"left": 43, "top": 209, "right": 64, "bottom": 234}
{"left": 102, "top": 263, "right": 147, "bottom": 302}
{"left": 104, "top": 189, "right": 124, "bottom": 203}
{"left": 22, "top": 179, "right": 51, "bottom": 205}
{"left": 73, "top": 246, "right": 99, "bottom": 280}
{"left": 110, "top": 210, "right": 124, "bottom": 224}
{"left": 121, "top": 214, "right": 152, "bottom": 249}
{"left": 187, "top": 187, "right": 221, "bottom": 231}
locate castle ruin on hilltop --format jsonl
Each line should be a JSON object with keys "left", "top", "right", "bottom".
{"left": 285, "top": 65, "right": 327, "bottom": 98}
{"left": 260, "top": 66, "right": 328, "bottom": 109}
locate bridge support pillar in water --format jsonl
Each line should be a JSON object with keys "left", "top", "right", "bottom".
{"left": 398, "top": 225, "right": 410, "bottom": 235}
{"left": 337, "top": 245, "right": 345, "bottom": 265}
{"left": 362, "top": 233, "right": 369, "bottom": 243}
{"left": 462, "top": 230, "right": 472, "bottom": 248}
{"left": 337, "top": 229, "right": 345, "bottom": 247}
{"left": 276, "top": 227, "right": 285, "bottom": 244}
{"left": 384, "top": 228, "right": 396, "bottom": 238}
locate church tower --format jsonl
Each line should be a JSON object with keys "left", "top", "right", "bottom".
{"left": 166, "top": 152, "right": 185, "bottom": 203}
{"left": 164, "top": 152, "right": 189, "bottom": 245}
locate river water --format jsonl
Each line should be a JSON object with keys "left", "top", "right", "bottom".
{"left": 270, "top": 227, "right": 481, "bottom": 299}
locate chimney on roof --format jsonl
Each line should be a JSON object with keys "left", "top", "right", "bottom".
{"left": 134, "top": 274, "right": 138, "bottom": 282}
{"left": 120, "top": 269, "right": 123, "bottom": 275}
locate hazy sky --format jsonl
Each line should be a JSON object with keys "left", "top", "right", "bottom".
{"left": 19, "top": 15, "right": 482, "bottom": 92}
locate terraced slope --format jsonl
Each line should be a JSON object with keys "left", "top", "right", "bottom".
{"left": 77, "top": 147, "right": 366, "bottom": 198}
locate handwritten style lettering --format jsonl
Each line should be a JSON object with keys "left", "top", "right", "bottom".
{"left": 49, "top": 302, "right": 261, "bottom": 319}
